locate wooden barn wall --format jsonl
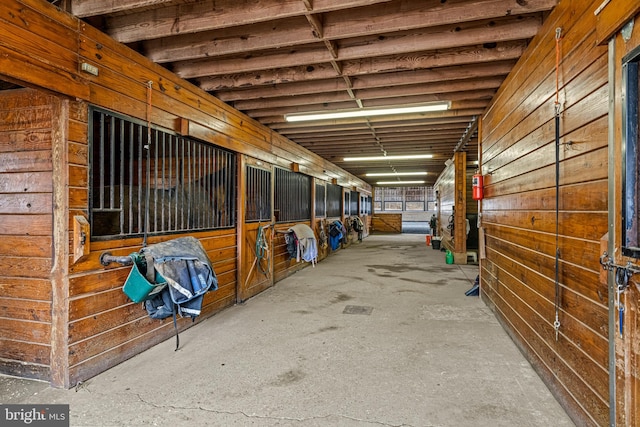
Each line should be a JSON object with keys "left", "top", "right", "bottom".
{"left": 0, "top": 0, "right": 370, "bottom": 387}
{"left": 0, "top": 0, "right": 367, "bottom": 188}
{"left": 480, "top": 0, "right": 609, "bottom": 424}
{"left": 314, "top": 218, "right": 331, "bottom": 262}
{"left": 59, "top": 97, "right": 239, "bottom": 387}
{"left": 0, "top": 88, "right": 55, "bottom": 381}
{"left": 466, "top": 171, "right": 478, "bottom": 215}
{"left": 240, "top": 222, "right": 273, "bottom": 303}
{"left": 273, "top": 221, "right": 311, "bottom": 283}
{"left": 434, "top": 163, "right": 455, "bottom": 246}
{"left": 371, "top": 214, "right": 402, "bottom": 233}
{"left": 603, "top": 7, "right": 640, "bottom": 425}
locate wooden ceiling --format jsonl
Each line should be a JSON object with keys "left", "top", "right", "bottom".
{"left": 67, "top": 0, "right": 557, "bottom": 186}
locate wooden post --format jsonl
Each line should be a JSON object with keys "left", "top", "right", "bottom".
{"left": 50, "top": 97, "right": 70, "bottom": 388}
{"left": 236, "top": 154, "right": 246, "bottom": 303}
{"left": 453, "top": 151, "right": 467, "bottom": 263}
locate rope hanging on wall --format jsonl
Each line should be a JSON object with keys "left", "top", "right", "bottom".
{"left": 553, "top": 28, "right": 563, "bottom": 341}
{"left": 143, "top": 80, "right": 153, "bottom": 247}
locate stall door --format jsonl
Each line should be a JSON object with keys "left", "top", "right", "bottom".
{"left": 610, "top": 11, "right": 640, "bottom": 426}
{"left": 238, "top": 160, "right": 273, "bottom": 302}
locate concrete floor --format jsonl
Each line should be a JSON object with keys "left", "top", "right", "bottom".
{"left": 1, "top": 234, "right": 575, "bottom": 427}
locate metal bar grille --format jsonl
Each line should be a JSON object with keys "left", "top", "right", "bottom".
{"left": 90, "top": 108, "right": 236, "bottom": 239}
{"left": 315, "top": 182, "right": 326, "bottom": 217}
{"left": 246, "top": 166, "right": 271, "bottom": 222}
{"left": 350, "top": 190, "right": 358, "bottom": 215}
{"left": 343, "top": 191, "right": 350, "bottom": 216}
{"left": 274, "top": 167, "right": 310, "bottom": 223}
{"left": 326, "top": 183, "right": 342, "bottom": 217}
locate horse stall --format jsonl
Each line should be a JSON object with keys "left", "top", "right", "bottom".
{"left": 0, "top": 1, "right": 370, "bottom": 388}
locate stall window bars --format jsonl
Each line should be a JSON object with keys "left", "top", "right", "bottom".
{"left": 246, "top": 166, "right": 271, "bottom": 222}
{"left": 89, "top": 107, "right": 236, "bottom": 239}
{"left": 622, "top": 47, "right": 640, "bottom": 257}
{"left": 326, "top": 183, "right": 342, "bottom": 217}
{"left": 274, "top": 167, "right": 310, "bottom": 223}
{"left": 315, "top": 182, "right": 326, "bottom": 217}
{"left": 350, "top": 190, "right": 359, "bottom": 215}
{"left": 344, "top": 191, "right": 351, "bottom": 216}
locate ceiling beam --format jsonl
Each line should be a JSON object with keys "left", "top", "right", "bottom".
{"left": 321, "top": 0, "right": 557, "bottom": 39}
{"left": 354, "top": 77, "right": 504, "bottom": 100}
{"left": 99, "top": 0, "right": 395, "bottom": 43}
{"left": 219, "top": 76, "right": 504, "bottom": 103}
{"left": 245, "top": 98, "right": 489, "bottom": 118}
{"left": 233, "top": 88, "right": 495, "bottom": 111}
{"left": 70, "top": 0, "right": 176, "bottom": 18}
{"left": 174, "top": 16, "right": 540, "bottom": 78}
{"left": 199, "top": 41, "right": 525, "bottom": 90}
{"left": 262, "top": 107, "right": 486, "bottom": 126}
{"left": 138, "top": 0, "right": 552, "bottom": 64}
{"left": 144, "top": 18, "right": 317, "bottom": 63}
{"left": 277, "top": 116, "right": 475, "bottom": 134}
{"left": 220, "top": 61, "right": 512, "bottom": 105}
{"left": 289, "top": 124, "right": 470, "bottom": 139}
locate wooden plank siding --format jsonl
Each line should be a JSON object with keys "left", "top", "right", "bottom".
{"left": 371, "top": 213, "right": 402, "bottom": 233}
{"left": 240, "top": 222, "right": 274, "bottom": 302}
{"left": 479, "top": 0, "right": 609, "bottom": 425}
{"left": 0, "top": 88, "right": 55, "bottom": 381}
{"left": 434, "top": 163, "right": 455, "bottom": 247}
{"left": 0, "top": 0, "right": 370, "bottom": 388}
{"left": 273, "top": 221, "right": 311, "bottom": 283}
{"left": 606, "top": 10, "right": 640, "bottom": 426}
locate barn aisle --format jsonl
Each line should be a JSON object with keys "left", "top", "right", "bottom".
{"left": 1, "top": 234, "right": 574, "bottom": 426}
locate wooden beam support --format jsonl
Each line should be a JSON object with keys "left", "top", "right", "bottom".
{"left": 198, "top": 43, "right": 524, "bottom": 91}
{"left": 216, "top": 75, "right": 505, "bottom": 102}
{"left": 233, "top": 88, "right": 496, "bottom": 111}
{"left": 51, "top": 97, "right": 70, "bottom": 388}
{"left": 174, "top": 16, "right": 541, "bottom": 79}
{"left": 100, "top": 0, "right": 395, "bottom": 43}
{"left": 453, "top": 151, "right": 467, "bottom": 261}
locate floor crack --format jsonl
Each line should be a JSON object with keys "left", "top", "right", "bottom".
{"left": 134, "top": 393, "right": 421, "bottom": 426}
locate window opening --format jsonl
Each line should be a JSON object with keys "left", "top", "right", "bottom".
{"left": 315, "top": 182, "right": 326, "bottom": 217}
{"left": 90, "top": 107, "right": 236, "bottom": 240}
{"left": 344, "top": 191, "right": 351, "bottom": 216}
{"left": 326, "top": 183, "right": 342, "bottom": 217}
{"left": 623, "top": 47, "right": 640, "bottom": 257}
{"left": 246, "top": 166, "right": 271, "bottom": 222}
{"left": 383, "top": 187, "right": 403, "bottom": 211}
{"left": 350, "top": 190, "right": 358, "bottom": 215}
{"left": 274, "top": 167, "right": 310, "bottom": 222}
{"left": 405, "top": 187, "right": 425, "bottom": 210}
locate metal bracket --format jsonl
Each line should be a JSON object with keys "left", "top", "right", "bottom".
{"left": 600, "top": 251, "right": 640, "bottom": 291}
{"left": 100, "top": 252, "right": 133, "bottom": 267}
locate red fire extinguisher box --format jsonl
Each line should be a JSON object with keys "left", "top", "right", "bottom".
{"left": 472, "top": 173, "right": 484, "bottom": 201}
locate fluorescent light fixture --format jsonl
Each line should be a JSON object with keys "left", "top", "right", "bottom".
{"left": 285, "top": 102, "right": 450, "bottom": 122}
{"left": 377, "top": 180, "right": 426, "bottom": 185}
{"left": 345, "top": 154, "right": 433, "bottom": 162}
{"left": 366, "top": 172, "right": 428, "bottom": 177}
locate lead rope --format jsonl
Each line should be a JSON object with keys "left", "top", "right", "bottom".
{"left": 553, "top": 28, "right": 562, "bottom": 341}
{"left": 143, "top": 80, "right": 153, "bottom": 248}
